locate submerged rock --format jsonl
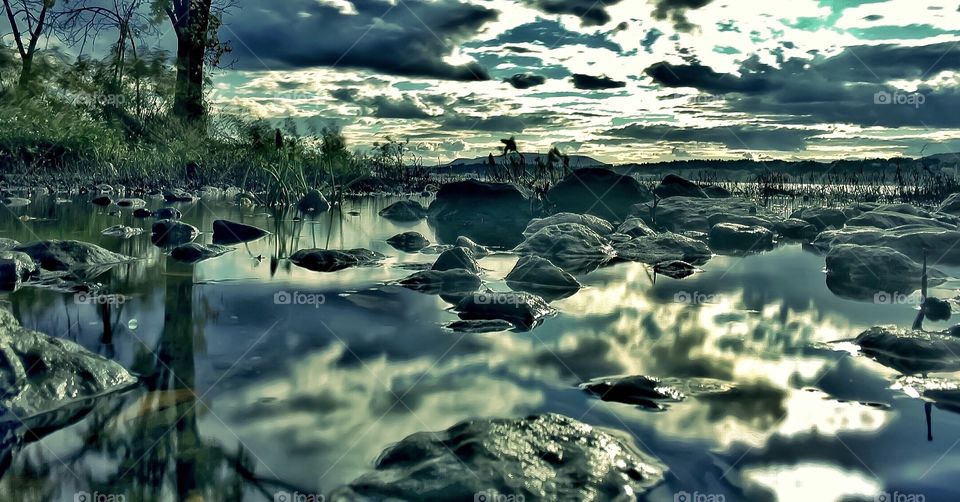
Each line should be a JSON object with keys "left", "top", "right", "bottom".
{"left": 91, "top": 195, "right": 112, "bottom": 206}
{"left": 0, "top": 308, "right": 136, "bottom": 423}
{"left": 379, "top": 200, "right": 427, "bottom": 221}
{"left": 613, "top": 233, "right": 712, "bottom": 265}
{"left": 825, "top": 244, "right": 941, "bottom": 300}
{"left": 170, "top": 243, "right": 234, "bottom": 264}
{"left": 855, "top": 326, "right": 960, "bottom": 375}
{"left": 386, "top": 231, "right": 430, "bottom": 252}
{"left": 163, "top": 188, "right": 195, "bottom": 202}
{"left": 336, "top": 413, "right": 665, "bottom": 501}
{"left": 290, "top": 248, "right": 384, "bottom": 272}
{"left": 428, "top": 180, "right": 531, "bottom": 247}
{"left": 653, "top": 174, "right": 708, "bottom": 199}
{"left": 298, "top": 189, "right": 331, "bottom": 213}
{"left": 151, "top": 220, "right": 199, "bottom": 246}
{"left": 14, "top": 240, "right": 131, "bottom": 276}
{"left": 514, "top": 223, "right": 614, "bottom": 272}
{"left": 580, "top": 375, "right": 685, "bottom": 409}
{"left": 546, "top": 168, "right": 653, "bottom": 221}
{"left": 505, "top": 256, "right": 581, "bottom": 299}
{"left": 153, "top": 207, "right": 182, "bottom": 220}
{"left": 446, "top": 319, "right": 515, "bottom": 333}
{"left": 101, "top": 225, "right": 143, "bottom": 238}
{"left": 523, "top": 213, "right": 614, "bottom": 237}
{"left": 431, "top": 247, "right": 480, "bottom": 273}
{"left": 0, "top": 251, "right": 38, "bottom": 288}
{"left": 397, "top": 269, "right": 481, "bottom": 296}
{"left": 456, "top": 291, "right": 552, "bottom": 330}
{"left": 132, "top": 208, "right": 152, "bottom": 218}
{"left": 116, "top": 198, "right": 146, "bottom": 209}
{"left": 2, "top": 197, "right": 30, "bottom": 208}
{"left": 653, "top": 260, "right": 698, "bottom": 279}
{"left": 637, "top": 196, "right": 774, "bottom": 233}
{"left": 708, "top": 223, "right": 775, "bottom": 252}
{"left": 454, "top": 236, "right": 491, "bottom": 257}
{"left": 212, "top": 219, "right": 269, "bottom": 245}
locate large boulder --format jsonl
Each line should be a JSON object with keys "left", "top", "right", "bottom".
{"left": 938, "top": 192, "right": 960, "bottom": 216}
{"left": 846, "top": 210, "right": 956, "bottom": 230}
{"left": 454, "top": 236, "right": 491, "bottom": 258}
{"left": 14, "top": 240, "right": 131, "bottom": 276}
{"left": 335, "top": 413, "right": 665, "bottom": 501}
{"left": 653, "top": 174, "right": 708, "bottom": 199}
{"left": 0, "top": 251, "right": 38, "bottom": 288}
{"left": 706, "top": 213, "right": 774, "bottom": 229}
{"left": 810, "top": 226, "right": 960, "bottom": 265}
{"left": 514, "top": 223, "right": 614, "bottom": 272}
{"left": 613, "top": 233, "right": 712, "bottom": 265}
{"left": 431, "top": 247, "right": 481, "bottom": 273}
{"left": 151, "top": 220, "right": 199, "bottom": 246}
{"left": 212, "top": 219, "right": 269, "bottom": 245}
{"left": 855, "top": 326, "right": 960, "bottom": 375}
{"left": 824, "top": 244, "right": 941, "bottom": 300}
{"left": 386, "top": 231, "right": 430, "bottom": 252}
{"left": 790, "top": 207, "right": 848, "bottom": 231}
{"left": 0, "top": 308, "right": 136, "bottom": 424}
{"left": 546, "top": 168, "right": 653, "bottom": 221}
{"left": 635, "top": 197, "right": 774, "bottom": 233}
{"left": 523, "top": 213, "right": 614, "bottom": 237}
{"left": 379, "top": 200, "right": 427, "bottom": 221}
{"left": 773, "top": 218, "right": 819, "bottom": 240}
{"left": 290, "top": 248, "right": 384, "bottom": 272}
{"left": 428, "top": 180, "right": 531, "bottom": 247}
{"left": 708, "top": 223, "right": 775, "bottom": 252}
{"left": 456, "top": 291, "right": 552, "bottom": 330}
{"left": 616, "top": 218, "right": 656, "bottom": 238}
{"left": 170, "top": 243, "right": 233, "bottom": 264}
{"left": 505, "top": 256, "right": 581, "bottom": 299}
{"left": 298, "top": 189, "right": 331, "bottom": 213}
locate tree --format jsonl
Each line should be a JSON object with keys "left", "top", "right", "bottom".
{"left": 2, "top": 0, "right": 55, "bottom": 92}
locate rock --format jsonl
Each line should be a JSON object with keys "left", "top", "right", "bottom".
{"left": 938, "top": 193, "right": 960, "bottom": 216}
{"left": 153, "top": 207, "right": 181, "bottom": 220}
{"left": 386, "top": 231, "right": 430, "bottom": 252}
{"left": 580, "top": 375, "right": 685, "bottom": 409}
{"left": 811, "top": 226, "right": 960, "bottom": 265}
{"left": 2, "top": 197, "right": 31, "bottom": 208}
{"left": 702, "top": 185, "right": 732, "bottom": 198}
{"left": 298, "top": 189, "right": 331, "bottom": 213}
{"left": 431, "top": 247, "right": 480, "bottom": 273}
{"left": 336, "top": 413, "right": 665, "bottom": 501}
{"left": 636, "top": 196, "right": 774, "bottom": 233}
{"left": 446, "top": 319, "right": 515, "bottom": 333}
{"left": 428, "top": 180, "right": 531, "bottom": 247}
{"left": 653, "top": 174, "right": 708, "bottom": 199}
{"left": 505, "top": 255, "right": 581, "bottom": 299}
{"left": 132, "top": 208, "right": 153, "bottom": 218}
{"left": 101, "top": 225, "right": 144, "bottom": 238}
{"left": 546, "top": 168, "right": 653, "bottom": 221}
{"left": 379, "top": 200, "right": 427, "bottom": 221}
{"left": 707, "top": 213, "right": 774, "bottom": 229}
{"left": 846, "top": 210, "right": 956, "bottom": 230}
{"left": 94, "top": 183, "right": 113, "bottom": 193}
{"left": 419, "top": 244, "right": 452, "bottom": 255}
{"left": 163, "top": 188, "right": 195, "bottom": 202}
{"left": 923, "top": 298, "right": 952, "bottom": 322}
{"left": 825, "top": 244, "right": 941, "bottom": 300}
{"left": 170, "top": 243, "right": 234, "bottom": 263}
{"left": 91, "top": 195, "right": 112, "bottom": 206}
{"left": 290, "top": 248, "right": 384, "bottom": 272}
{"left": 653, "top": 260, "right": 697, "bottom": 279}
{"left": 708, "top": 223, "right": 775, "bottom": 252}
{"left": 790, "top": 207, "right": 848, "bottom": 231}
{"left": 613, "top": 233, "right": 712, "bottom": 265}
{"left": 616, "top": 218, "right": 656, "bottom": 238}
{"left": 773, "top": 218, "right": 819, "bottom": 240}
{"left": 523, "top": 213, "right": 614, "bottom": 237}
{"left": 454, "top": 236, "right": 491, "bottom": 257}
{"left": 856, "top": 326, "right": 960, "bottom": 375}
{"left": 0, "top": 251, "right": 38, "bottom": 288}
{"left": 0, "top": 239, "right": 20, "bottom": 252}
{"left": 0, "top": 308, "right": 136, "bottom": 423}
{"left": 514, "top": 223, "right": 614, "bottom": 272}
{"left": 456, "top": 291, "right": 552, "bottom": 330}
{"left": 116, "top": 198, "right": 146, "bottom": 209}
{"left": 397, "top": 269, "right": 481, "bottom": 296}
{"left": 212, "top": 219, "right": 269, "bottom": 245}
{"left": 14, "top": 240, "right": 131, "bottom": 276}
{"left": 151, "top": 220, "right": 199, "bottom": 246}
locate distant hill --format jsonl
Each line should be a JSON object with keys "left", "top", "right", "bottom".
{"left": 436, "top": 153, "right": 608, "bottom": 174}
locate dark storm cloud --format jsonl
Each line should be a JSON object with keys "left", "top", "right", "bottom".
{"left": 650, "top": 0, "right": 715, "bottom": 32}
{"left": 227, "top": 0, "right": 496, "bottom": 81}
{"left": 521, "top": 0, "right": 624, "bottom": 26}
{"left": 505, "top": 73, "right": 547, "bottom": 89}
{"left": 606, "top": 124, "right": 822, "bottom": 151}
{"left": 644, "top": 42, "right": 960, "bottom": 127}
{"left": 571, "top": 74, "right": 626, "bottom": 90}
{"left": 440, "top": 113, "right": 557, "bottom": 132}
{"left": 369, "top": 96, "right": 433, "bottom": 119}
{"left": 330, "top": 88, "right": 359, "bottom": 103}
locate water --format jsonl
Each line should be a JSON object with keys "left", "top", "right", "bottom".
{"left": 1, "top": 194, "right": 959, "bottom": 501}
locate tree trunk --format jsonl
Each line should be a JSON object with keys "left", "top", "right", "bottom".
{"left": 171, "top": 0, "right": 212, "bottom": 125}
{"left": 17, "top": 56, "right": 33, "bottom": 92}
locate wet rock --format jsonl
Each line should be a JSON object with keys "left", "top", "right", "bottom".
{"left": 290, "top": 248, "right": 384, "bottom": 272}
{"left": 514, "top": 223, "right": 614, "bottom": 272}
{"left": 116, "top": 198, "right": 146, "bottom": 209}
{"left": 846, "top": 210, "right": 955, "bottom": 230}
{"left": 811, "top": 226, "right": 960, "bottom": 265}
{"left": 454, "top": 236, "right": 491, "bottom": 258}
{"left": 2, "top": 197, "right": 30, "bottom": 208}
{"left": 856, "top": 326, "right": 960, "bottom": 375}
{"left": 0, "top": 251, "right": 38, "bottom": 288}
{"left": 505, "top": 256, "right": 581, "bottom": 299}
{"left": 790, "top": 207, "right": 848, "bottom": 231}
{"left": 420, "top": 244, "right": 452, "bottom": 255}
{"left": 163, "top": 188, "right": 195, "bottom": 202}
{"left": 132, "top": 208, "right": 153, "bottom": 218}
{"left": 431, "top": 247, "right": 480, "bottom": 273}
{"left": 386, "top": 231, "right": 430, "bottom": 252}
{"left": 613, "top": 233, "right": 712, "bottom": 265}
{"left": 336, "top": 413, "right": 665, "bottom": 501}
{"left": 298, "top": 189, "right": 331, "bottom": 213}
{"left": 0, "top": 239, "right": 20, "bottom": 252}
{"left": 923, "top": 297, "right": 952, "bottom": 322}
{"left": 212, "top": 220, "right": 269, "bottom": 245}
{"left": 580, "top": 375, "right": 685, "bottom": 409}
{"left": 653, "top": 260, "right": 697, "bottom": 279}
{"left": 546, "top": 168, "right": 653, "bottom": 221}
{"left": 653, "top": 174, "right": 707, "bottom": 199}
{"left": 170, "top": 243, "right": 233, "bottom": 264}
{"left": 636, "top": 196, "right": 773, "bottom": 233}
{"left": 14, "top": 240, "right": 131, "bottom": 276}
{"left": 616, "top": 218, "right": 656, "bottom": 238}
{"left": 523, "top": 213, "right": 614, "bottom": 237}
{"left": 153, "top": 207, "right": 181, "bottom": 220}
{"left": 773, "top": 218, "right": 819, "bottom": 240}
{"left": 708, "top": 223, "right": 775, "bottom": 252}
{"left": 428, "top": 180, "right": 531, "bottom": 247}
{"left": 101, "top": 225, "right": 144, "bottom": 238}
{"left": 702, "top": 185, "right": 732, "bottom": 198}
{"left": 0, "top": 308, "right": 136, "bottom": 422}
{"left": 91, "top": 195, "right": 112, "bottom": 206}
{"left": 824, "top": 244, "right": 941, "bottom": 300}
{"left": 151, "top": 220, "right": 199, "bottom": 246}
{"left": 456, "top": 291, "right": 552, "bottom": 330}
{"left": 707, "top": 213, "right": 774, "bottom": 229}
{"left": 446, "top": 319, "right": 515, "bottom": 333}
{"left": 938, "top": 193, "right": 960, "bottom": 216}
{"left": 397, "top": 269, "right": 481, "bottom": 296}
{"left": 379, "top": 200, "right": 426, "bottom": 221}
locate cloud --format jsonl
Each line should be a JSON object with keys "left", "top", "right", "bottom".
{"left": 650, "top": 0, "right": 715, "bottom": 32}
{"left": 440, "top": 113, "right": 556, "bottom": 132}
{"left": 571, "top": 74, "right": 626, "bottom": 90}
{"left": 227, "top": 0, "right": 496, "bottom": 81}
{"left": 505, "top": 73, "right": 547, "bottom": 89}
{"left": 369, "top": 96, "right": 433, "bottom": 119}
{"left": 520, "top": 0, "right": 624, "bottom": 26}
{"left": 330, "top": 88, "right": 359, "bottom": 103}
{"left": 607, "top": 124, "right": 822, "bottom": 151}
